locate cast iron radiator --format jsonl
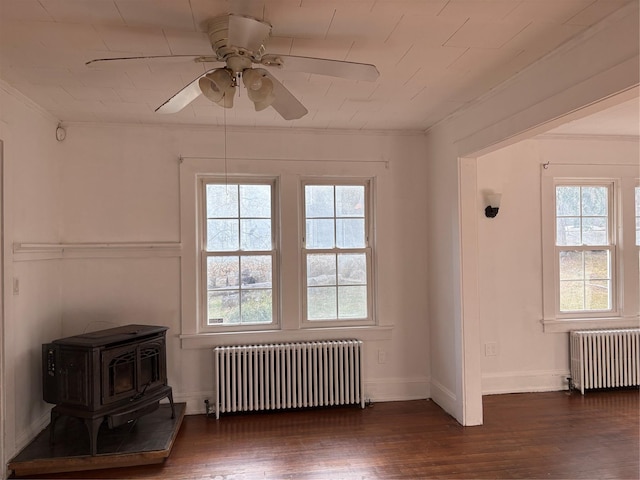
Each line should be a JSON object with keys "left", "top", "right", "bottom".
{"left": 569, "top": 328, "right": 640, "bottom": 394}
{"left": 213, "top": 340, "right": 364, "bottom": 419}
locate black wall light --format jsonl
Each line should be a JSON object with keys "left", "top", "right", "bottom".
{"left": 484, "top": 193, "right": 502, "bottom": 218}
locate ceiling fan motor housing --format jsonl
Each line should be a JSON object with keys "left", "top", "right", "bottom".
{"left": 207, "top": 14, "right": 271, "bottom": 66}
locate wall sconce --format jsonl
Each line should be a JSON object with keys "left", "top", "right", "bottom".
{"left": 484, "top": 193, "right": 502, "bottom": 218}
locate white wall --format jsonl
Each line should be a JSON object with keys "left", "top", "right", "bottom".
{"left": 476, "top": 136, "right": 639, "bottom": 394}
{"left": 55, "top": 123, "right": 431, "bottom": 412}
{"left": 0, "top": 83, "right": 63, "bottom": 468}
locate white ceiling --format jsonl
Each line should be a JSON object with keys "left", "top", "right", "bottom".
{"left": 544, "top": 97, "right": 640, "bottom": 137}
{"left": 0, "top": 0, "right": 636, "bottom": 131}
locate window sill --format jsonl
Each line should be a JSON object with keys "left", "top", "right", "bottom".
{"left": 542, "top": 316, "right": 640, "bottom": 333}
{"left": 179, "top": 325, "right": 394, "bottom": 349}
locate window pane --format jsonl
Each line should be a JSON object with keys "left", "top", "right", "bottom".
{"left": 582, "top": 217, "right": 607, "bottom": 245}
{"left": 208, "top": 291, "right": 240, "bottom": 325}
{"left": 307, "top": 254, "right": 336, "bottom": 286}
{"left": 207, "top": 219, "right": 239, "bottom": 251}
{"left": 336, "top": 185, "right": 365, "bottom": 218}
{"left": 240, "top": 184, "right": 271, "bottom": 218}
{"left": 559, "top": 251, "right": 583, "bottom": 280}
{"left": 556, "top": 186, "right": 580, "bottom": 216}
{"left": 584, "top": 250, "right": 610, "bottom": 281}
{"left": 240, "top": 218, "right": 271, "bottom": 250}
{"left": 241, "top": 290, "right": 272, "bottom": 323}
{"left": 305, "top": 185, "right": 334, "bottom": 217}
{"left": 585, "top": 280, "right": 610, "bottom": 310}
{"left": 338, "top": 253, "right": 367, "bottom": 285}
{"left": 306, "top": 218, "right": 335, "bottom": 249}
{"left": 336, "top": 218, "right": 365, "bottom": 248}
{"left": 560, "top": 281, "right": 584, "bottom": 311}
{"left": 241, "top": 256, "right": 272, "bottom": 288}
{"left": 338, "top": 286, "right": 367, "bottom": 318}
{"left": 581, "top": 186, "right": 607, "bottom": 216}
{"left": 206, "top": 184, "right": 238, "bottom": 218}
{"left": 206, "top": 256, "right": 273, "bottom": 325}
{"left": 556, "top": 217, "right": 580, "bottom": 246}
{"left": 307, "top": 287, "right": 337, "bottom": 320}
{"left": 556, "top": 185, "right": 609, "bottom": 249}
{"left": 558, "top": 250, "right": 611, "bottom": 312}
{"left": 207, "top": 256, "right": 239, "bottom": 289}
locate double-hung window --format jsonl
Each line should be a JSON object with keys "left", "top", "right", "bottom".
{"left": 541, "top": 163, "right": 639, "bottom": 332}
{"left": 202, "top": 179, "right": 277, "bottom": 330}
{"left": 180, "top": 158, "right": 385, "bottom": 346}
{"left": 302, "top": 181, "right": 373, "bottom": 325}
{"left": 555, "top": 183, "right": 613, "bottom": 313}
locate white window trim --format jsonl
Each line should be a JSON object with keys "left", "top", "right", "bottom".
{"left": 199, "top": 176, "right": 280, "bottom": 333}
{"left": 541, "top": 163, "right": 640, "bottom": 333}
{"left": 178, "top": 157, "right": 391, "bottom": 348}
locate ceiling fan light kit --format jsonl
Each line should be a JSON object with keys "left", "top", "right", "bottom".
{"left": 243, "top": 69, "right": 275, "bottom": 111}
{"left": 87, "top": 13, "right": 380, "bottom": 120}
{"left": 199, "top": 69, "right": 235, "bottom": 107}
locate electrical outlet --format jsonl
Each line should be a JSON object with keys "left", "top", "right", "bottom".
{"left": 378, "top": 349, "right": 387, "bottom": 364}
{"left": 485, "top": 342, "right": 498, "bottom": 357}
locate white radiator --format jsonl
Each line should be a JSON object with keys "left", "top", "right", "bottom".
{"left": 570, "top": 328, "right": 640, "bottom": 394}
{"left": 213, "top": 340, "right": 364, "bottom": 419}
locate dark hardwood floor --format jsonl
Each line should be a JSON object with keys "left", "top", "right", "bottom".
{"left": 15, "top": 389, "right": 639, "bottom": 479}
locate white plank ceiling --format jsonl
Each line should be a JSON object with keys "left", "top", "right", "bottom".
{"left": 0, "top": 0, "right": 635, "bottom": 131}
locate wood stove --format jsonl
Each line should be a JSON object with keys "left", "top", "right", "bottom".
{"left": 42, "top": 324, "right": 175, "bottom": 455}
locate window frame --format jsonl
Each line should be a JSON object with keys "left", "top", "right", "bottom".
{"left": 300, "top": 178, "right": 375, "bottom": 328}
{"left": 554, "top": 181, "right": 617, "bottom": 316}
{"left": 541, "top": 163, "right": 640, "bottom": 332}
{"left": 179, "top": 157, "right": 391, "bottom": 348}
{"left": 198, "top": 176, "right": 280, "bottom": 333}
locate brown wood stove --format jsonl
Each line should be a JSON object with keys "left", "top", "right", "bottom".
{"left": 42, "top": 324, "right": 175, "bottom": 455}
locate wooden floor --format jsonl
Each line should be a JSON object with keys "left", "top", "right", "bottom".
{"left": 14, "top": 389, "right": 639, "bottom": 479}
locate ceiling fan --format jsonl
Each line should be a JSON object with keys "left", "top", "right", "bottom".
{"left": 86, "top": 14, "right": 380, "bottom": 120}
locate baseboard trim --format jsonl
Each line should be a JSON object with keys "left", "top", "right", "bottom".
{"left": 363, "top": 377, "right": 430, "bottom": 403}
{"left": 172, "top": 391, "right": 213, "bottom": 415}
{"left": 176, "top": 377, "right": 431, "bottom": 415}
{"left": 482, "top": 370, "right": 570, "bottom": 395}
{"left": 429, "top": 378, "right": 457, "bottom": 417}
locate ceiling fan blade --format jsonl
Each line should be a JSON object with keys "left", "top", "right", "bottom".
{"left": 257, "top": 68, "right": 308, "bottom": 120}
{"left": 261, "top": 55, "right": 379, "bottom": 82}
{"left": 228, "top": 14, "right": 271, "bottom": 52}
{"left": 155, "top": 71, "right": 212, "bottom": 114}
{"left": 86, "top": 55, "right": 218, "bottom": 68}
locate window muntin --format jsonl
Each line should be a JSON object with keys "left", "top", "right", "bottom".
{"left": 555, "top": 184, "right": 613, "bottom": 313}
{"left": 303, "top": 182, "right": 372, "bottom": 324}
{"left": 203, "top": 181, "right": 276, "bottom": 328}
